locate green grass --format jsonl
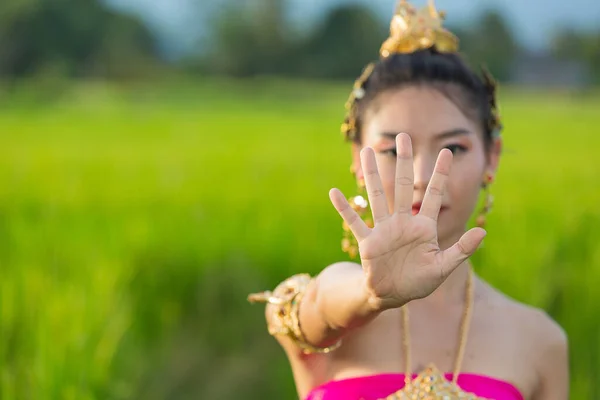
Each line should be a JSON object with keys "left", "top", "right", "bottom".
{"left": 0, "top": 77, "right": 598, "bottom": 399}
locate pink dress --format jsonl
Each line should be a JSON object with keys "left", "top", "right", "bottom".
{"left": 305, "top": 373, "right": 524, "bottom": 400}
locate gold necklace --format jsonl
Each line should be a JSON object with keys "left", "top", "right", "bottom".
{"left": 381, "top": 267, "right": 491, "bottom": 400}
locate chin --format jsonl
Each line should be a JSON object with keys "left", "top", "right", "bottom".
{"left": 437, "top": 219, "right": 466, "bottom": 248}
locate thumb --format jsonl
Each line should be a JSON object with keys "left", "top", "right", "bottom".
{"left": 441, "top": 228, "right": 487, "bottom": 275}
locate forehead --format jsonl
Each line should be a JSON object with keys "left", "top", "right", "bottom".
{"left": 362, "top": 85, "right": 480, "bottom": 144}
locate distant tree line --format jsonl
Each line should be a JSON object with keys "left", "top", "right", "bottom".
{"left": 0, "top": 0, "right": 161, "bottom": 80}
{"left": 203, "top": 0, "right": 600, "bottom": 85}
{"left": 1, "top": 0, "right": 599, "bottom": 85}
{"left": 551, "top": 28, "right": 600, "bottom": 85}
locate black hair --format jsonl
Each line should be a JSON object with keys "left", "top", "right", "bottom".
{"left": 343, "top": 48, "right": 501, "bottom": 150}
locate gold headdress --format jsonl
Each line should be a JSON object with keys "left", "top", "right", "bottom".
{"left": 380, "top": 0, "right": 458, "bottom": 57}
{"left": 341, "top": 0, "right": 501, "bottom": 142}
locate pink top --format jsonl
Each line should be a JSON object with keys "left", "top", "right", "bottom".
{"left": 306, "top": 373, "right": 524, "bottom": 400}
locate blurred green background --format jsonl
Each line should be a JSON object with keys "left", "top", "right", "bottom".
{"left": 1, "top": 0, "right": 599, "bottom": 399}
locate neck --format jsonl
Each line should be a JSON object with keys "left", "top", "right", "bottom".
{"left": 428, "top": 261, "right": 472, "bottom": 306}
{"left": 426, "top": 230, "right": 475, "bottom": 306}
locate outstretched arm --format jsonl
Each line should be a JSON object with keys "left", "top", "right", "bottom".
{"left": 263, "top": 261, "right": 380, "bottom": 357}
{"left": 253, "top": 133, "right": 486, "bottom": 356}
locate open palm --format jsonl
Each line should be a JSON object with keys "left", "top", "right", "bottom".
{"left": 330, "top": 133, "right": 486, "bottom": 310}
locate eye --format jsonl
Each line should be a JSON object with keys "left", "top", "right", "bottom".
{"left": 380, "top": 148, "right": 397, "bottom": 157}
{"left": 444, "top": 144, "right": 468, "bottom": 155}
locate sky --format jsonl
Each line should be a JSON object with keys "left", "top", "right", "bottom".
{"left": 105, "top": 0, "right": 600, "bottom": 58}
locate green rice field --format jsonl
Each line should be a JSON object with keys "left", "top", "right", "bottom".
{"left": 0, "top": 77, "right": 598, "bottom": 399}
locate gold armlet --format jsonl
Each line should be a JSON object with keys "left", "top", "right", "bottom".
{"left": 248, "top": 274, "right": 342, "bottom": 355}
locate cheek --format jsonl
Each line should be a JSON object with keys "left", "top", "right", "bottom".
{"left": 447, "top": 160, "right": 484, "bottom": 213}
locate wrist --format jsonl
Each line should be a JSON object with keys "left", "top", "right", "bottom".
{"left": 360, "top": 276, "right": 388, "bottom": 317}
{"left": 361, "top": 276, "right": 410, "bottom": 312}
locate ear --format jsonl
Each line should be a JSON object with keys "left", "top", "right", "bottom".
{"left": 351, "top": 142, "right": 364, "bottom": 182}
{"left": 486, "top": 136, "right": 502, "bottom": 178}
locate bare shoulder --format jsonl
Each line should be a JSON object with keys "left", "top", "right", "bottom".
{"left": 501, "top": 296, "right": 569, "bottom": 398}
{"left": 520, "top": 305, "right": 567, "bottom": 352}
{"left": 481, "top": 280, "right": 567, "bottom": 350}
{"left": 479, "top": 280, "right": 569, "bottom": 398}
{"left": 488, "top": 284, "right": 566, "bottom": 344}
{"left": 316, "top": 261, "right": 363, "bottom": 281}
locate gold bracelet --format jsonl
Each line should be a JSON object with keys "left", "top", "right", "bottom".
{"left": 248, "top": 274, "right": 342, "bottom": 355}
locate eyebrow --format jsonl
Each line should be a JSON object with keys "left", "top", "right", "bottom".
{"left": 380, "top": 128, "right": 472, "bottom": 140}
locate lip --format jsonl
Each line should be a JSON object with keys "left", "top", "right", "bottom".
{"left": 412, "top": 202, "right": 422, "bottom": 216}
{"left": 412, "top": 202, "right": 448, "bottom": 216}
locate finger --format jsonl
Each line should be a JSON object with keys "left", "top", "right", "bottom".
{"left": 361, "top": 147, "right": 390, "bottom": 223}
{"left": 419, "top": 149, "right": 452, "bottom": 221}
{"left": 440, "top": 228, "right": 487, "bottom": 276}
{"left": 394, "top": 133, "right": 414, "bottom": 214}
{"left": 329, "top": 188, "right": 370, "bottom": 241}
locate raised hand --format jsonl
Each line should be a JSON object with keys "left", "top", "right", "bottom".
{"left": 329, "top": 133, "right": 486, "bottom": 310}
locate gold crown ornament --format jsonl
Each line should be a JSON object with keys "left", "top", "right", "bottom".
{"left": 380, "top": 0, "right": 459, "bottom": 57}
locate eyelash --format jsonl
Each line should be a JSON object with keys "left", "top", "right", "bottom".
{"left": 381, "top": 144, "right": 468, "bottom": 157}
{"left": 445, "top": 144, "right": 468, "bottom": 155}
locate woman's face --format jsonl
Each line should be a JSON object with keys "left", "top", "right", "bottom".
{"left": 352, "top": 85, "right": 502, "bottom": 247}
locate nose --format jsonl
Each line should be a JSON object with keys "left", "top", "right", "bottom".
{"left": 413, "top": 153, "right": 435, "bottom": 193}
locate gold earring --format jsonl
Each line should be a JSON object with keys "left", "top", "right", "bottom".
{"left": 342, "top": 172, "right": 373, "bottom": 259}
{"left": 476, "top": 172, "right": 495, "bottom": 228}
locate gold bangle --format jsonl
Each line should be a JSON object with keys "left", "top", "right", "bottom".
{"left": 248, "top": 274, "right": 342, "bottom": 355}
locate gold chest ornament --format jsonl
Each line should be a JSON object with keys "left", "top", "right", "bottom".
{"left": 378, "top": 268, "right": 490, "bottom": 400}
{"left": 381, "top": 365, "right": 488, "bottom": 400}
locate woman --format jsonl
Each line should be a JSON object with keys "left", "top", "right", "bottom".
{"left": 249, "top": 1, "right": 569, "bottom": 399}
